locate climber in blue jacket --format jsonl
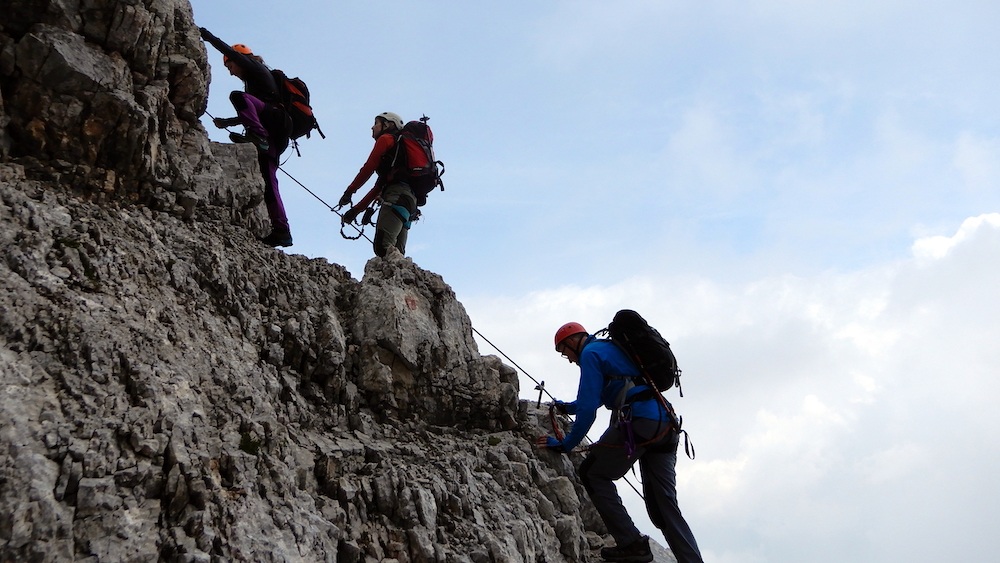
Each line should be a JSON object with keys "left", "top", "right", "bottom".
{"left": 537, "top": 322, "right": 703, "bottom": 563}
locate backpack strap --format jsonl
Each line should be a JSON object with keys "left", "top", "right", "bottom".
{"left": 609, "top": 376, "right": 636, "bottom": 422}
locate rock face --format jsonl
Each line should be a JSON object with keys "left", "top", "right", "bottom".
{"left": 0, "top": 1, "right": 677, "bottom": 562}
{"left": 1, "top": 0, "right": 210, "bottom": 206}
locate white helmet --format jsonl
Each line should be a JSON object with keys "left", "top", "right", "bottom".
{"left": 376, "top": 111, "right": 403, "bottom": 130}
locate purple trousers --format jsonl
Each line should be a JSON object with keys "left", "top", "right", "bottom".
{"left": 231, "top": 91, "right": 290, "bottom": 233}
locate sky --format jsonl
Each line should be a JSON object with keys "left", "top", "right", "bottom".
{"left": 192, "top": 2, "right": 1000, "bottom": 561}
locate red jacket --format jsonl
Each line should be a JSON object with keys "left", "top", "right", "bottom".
{"left": 345, "top": 133, "right": 397, "bottom": 210}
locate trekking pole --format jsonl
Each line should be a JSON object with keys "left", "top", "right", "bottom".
{"left": 204, "top": 111, "right": 374, "bottom": 244}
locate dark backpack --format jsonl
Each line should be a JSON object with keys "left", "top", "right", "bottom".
{"left": 391, "top": 116, "right": 445, "bottom": 206}
{"left": 604, "top": 309, "right": 683, "bottom": 395}
{"left": 271, "top": 69, "right": 324, "bottom": 141}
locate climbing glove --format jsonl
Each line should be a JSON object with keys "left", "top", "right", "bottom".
{"left": 342, "top": 206, "right": 361, "bottom": 224}
{"left": 545, "top": 436, "right": 566, "bottom": 452}
{"left": 338, "top": 191, "right": 352, "bottom": 208}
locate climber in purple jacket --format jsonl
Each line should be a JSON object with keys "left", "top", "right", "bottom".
{"left": 199, "top": 27, "right": 292, "bottom": 248}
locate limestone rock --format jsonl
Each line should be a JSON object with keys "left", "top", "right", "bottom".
{"left": 3, "top": 0, "right": 210, "bottom": 207}
{"left": 0, "top": 1, "right": 679, "bottom": 562}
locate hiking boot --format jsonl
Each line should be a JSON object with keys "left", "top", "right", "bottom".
{"left": 229, "top": 131, "right": 269, "bottom": 152}
{"left": 213, "top": 116, "right": 242, "bottom": 128}
{"left": 601, "top": 536, "right": 653, "bottom": 562}
{"left": 260, "top": 230, "right": 292, "bottom": 248}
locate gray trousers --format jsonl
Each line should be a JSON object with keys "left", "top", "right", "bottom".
{"left": 373, "top": 182, "right": 416, "bottom": 257}
{"left": 579, "top": 418, "right": 704, "bottom": 563}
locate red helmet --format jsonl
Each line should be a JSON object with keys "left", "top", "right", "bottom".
{"left": 554, "top": 322, "right": 587, "bottom": 350}
{"left": 223, "top": 43, "right": 253, "bottom": 65}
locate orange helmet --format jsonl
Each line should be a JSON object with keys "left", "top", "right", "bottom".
{"left": 554, "top": 322, "right": 587, "bottom": 350}
{"left": 223, "top": 43, "right": 253, "bottom": 65}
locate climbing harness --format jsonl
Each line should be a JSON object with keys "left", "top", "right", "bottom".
{"left": 608, "top": 402, "right": 695, "bottom": 460}
{"left": 205, "top": 111, "right": 373, "bottom": 244}
{"left": 389, "top": 203, "right": 412, "bottom": 228}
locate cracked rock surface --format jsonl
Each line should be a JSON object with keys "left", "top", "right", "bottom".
{"left": 0, "top": 1, "right": 677, "bottom": 561}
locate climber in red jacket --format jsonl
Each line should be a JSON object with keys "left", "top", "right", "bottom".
{"left": 337, "top": 112, "right": 417, "bottom": 258}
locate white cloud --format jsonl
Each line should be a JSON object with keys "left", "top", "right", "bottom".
{"left": 855, "top": 442, "right": 929, "bottom": 485}
{"left": 953, "top": 132, "right": 1000, "bottom": 193}
{"left": 467, "top": 213, "right": 1000, "bottom": 561}
{"left": 911, "top": 213, "right": 1000, "bottom": 260}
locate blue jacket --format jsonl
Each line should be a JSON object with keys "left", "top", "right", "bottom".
{"left": 547, "top": 336, "right": 669, "bottom": 452}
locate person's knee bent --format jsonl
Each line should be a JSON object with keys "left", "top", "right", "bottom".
{"left": 229, "top": 91, "right": 249, "bottom": 111}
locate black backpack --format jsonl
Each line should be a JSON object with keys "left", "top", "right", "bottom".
{"left": 603, "top": 309, "right": 683, "bottom": 395}
{"left": 271, "top": 69, "right": 324, "bottom": 141}
{"left": 391, "top": 116, "right": 445, "bottom": 206}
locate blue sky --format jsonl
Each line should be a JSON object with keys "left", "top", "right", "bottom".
{"left": 193, "top": 2, "right": 1000, "bottom": 561}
